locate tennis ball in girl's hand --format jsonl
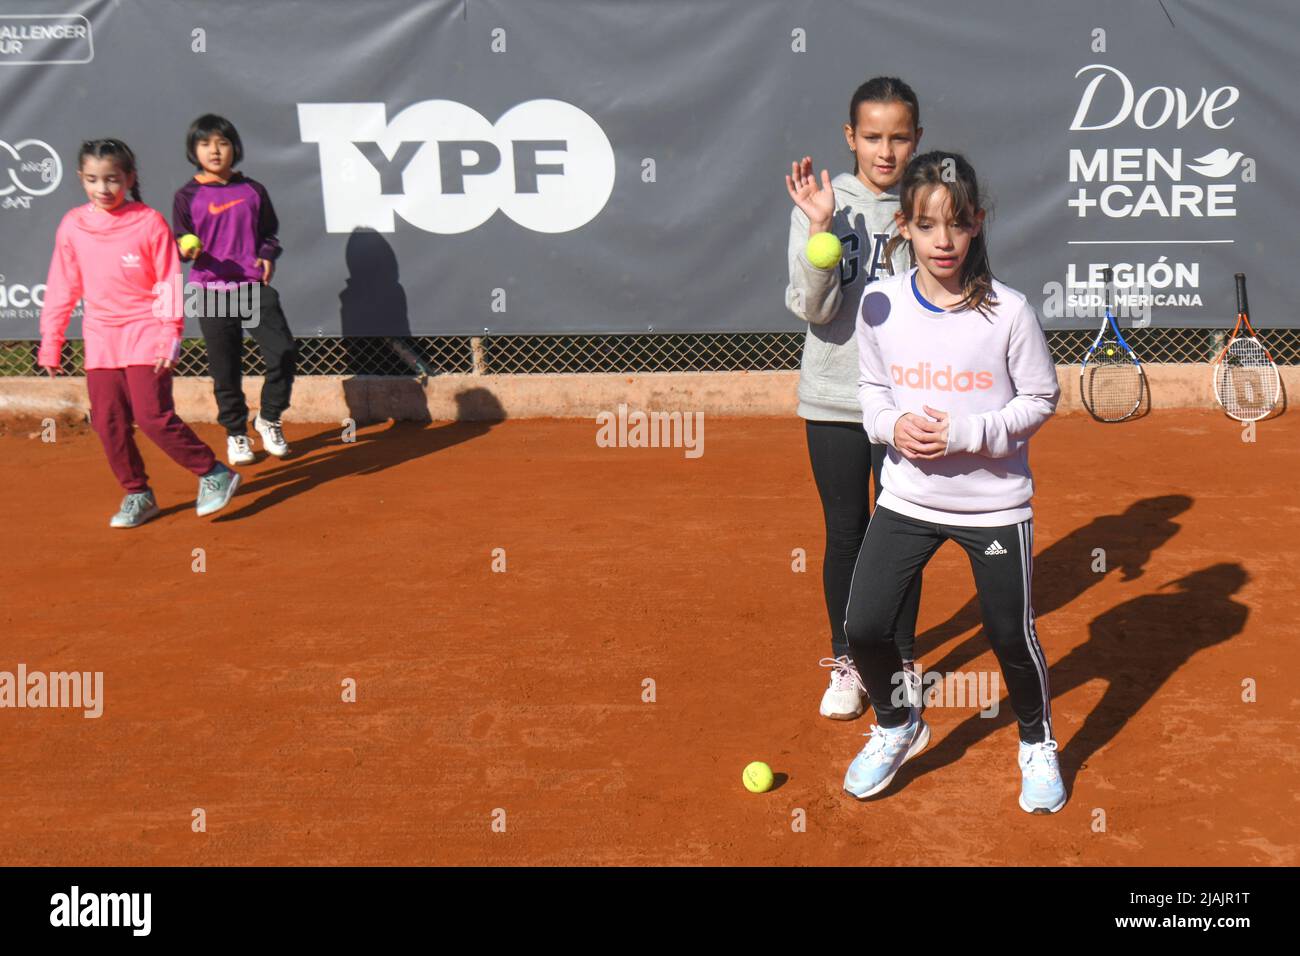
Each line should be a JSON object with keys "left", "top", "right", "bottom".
{"left": 806, "top": 232, "right": 842, "bottom": 270}
{"left": 178, "top": 234, "right": 202, "bottom": 257}
{"left": 743, "top": 761, "right": 775, "bottom": 793}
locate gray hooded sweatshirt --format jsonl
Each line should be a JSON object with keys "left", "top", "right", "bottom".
{"left": 786, "top": 172, "right": 909, "bottom": 423}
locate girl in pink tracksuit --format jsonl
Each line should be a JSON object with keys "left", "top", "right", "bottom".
{"left": 38, "top": 138, "right": 240, "bottom": 528}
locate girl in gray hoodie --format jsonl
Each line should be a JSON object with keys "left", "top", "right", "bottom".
{"left": 784, "top": 77, "right": 924, "bottom": 721}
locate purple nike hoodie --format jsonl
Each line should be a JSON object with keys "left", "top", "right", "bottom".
{"left": 172, "top": 172, "right": 282, "bottom": 289}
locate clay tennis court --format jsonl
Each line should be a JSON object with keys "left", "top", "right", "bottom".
{"left": 1, "top": 407, "right": 1296, "bottom": 866}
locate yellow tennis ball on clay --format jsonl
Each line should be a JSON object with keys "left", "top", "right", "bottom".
{"left": 178, "top": 234, "right": 202, "bottom": 257}
{"left": 805, "top": 232, "right": 842, "bottom": 270}
{"left": 743, "top": 761, "right": 774, "bottom": 793}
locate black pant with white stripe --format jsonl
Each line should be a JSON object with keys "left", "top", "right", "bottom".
{"left": 844, "top": 505, "right": 1053, "bottom": 744}
{"left": 806, "top": 420, "right": 921, "bottom": 661}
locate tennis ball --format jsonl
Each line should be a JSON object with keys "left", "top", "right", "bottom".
{"left": 806, "top": 232, "right": 842, "bottom": 270}
{"left": 1105, "top": 347, "right": 1115, "bottom": 356}
{"left": 178, "top": 234, "right": 202, "bottom": 257}
{"left": 743, "top": 761, "right": 774, "bottom": 793}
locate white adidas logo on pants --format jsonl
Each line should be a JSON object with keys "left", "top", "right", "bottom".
{"left": 984, "top": 539, "right": 1008, "bottom": 556}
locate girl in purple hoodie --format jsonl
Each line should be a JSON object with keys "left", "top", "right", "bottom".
{"left": 173, "top": 114, "right": 296, "bottom": 466}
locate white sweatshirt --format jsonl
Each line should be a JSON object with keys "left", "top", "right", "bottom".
{"left": 856, "top": 270, "right": 1060, "bottom": 526}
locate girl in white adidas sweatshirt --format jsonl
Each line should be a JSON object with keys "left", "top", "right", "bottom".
{"left": 783, "top": 77, "right": 925, "bottom": 724}
{"left": 841, "top": 151, "right": 1067, "bottom": 815}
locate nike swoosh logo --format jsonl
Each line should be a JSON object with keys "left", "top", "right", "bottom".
{"left": 208, "top": 198, "right": 246, "bottom": 215}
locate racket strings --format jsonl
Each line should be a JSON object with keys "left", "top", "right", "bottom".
{"left": 1083, "top": 342, "right": 1143, "bottom": 422}
{"left": 1215, "top": 337, "right": 1279, "bottom": 420}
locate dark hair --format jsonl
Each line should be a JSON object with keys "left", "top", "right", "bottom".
{"left": 78, "top": 138, "right": 143, "bottom": 203}
{"left": 849, "top": 76, "right": 921, "bottom": 132}
{"left": 885, "top": 150, "right": 997, "bottom": 315}
{"left": 185, "top": 113, "right": 244, "bottom": 169}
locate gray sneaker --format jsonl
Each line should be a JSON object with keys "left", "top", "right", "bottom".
{"left": 195, "top": 464, "right": 241, "bottom": 517}
{"left": 110, "top": 491, "right": 161, "bottom": 529}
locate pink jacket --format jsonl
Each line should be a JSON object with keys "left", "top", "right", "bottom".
{"left": 38, "top": 202, "right": 184, "bottom": 370}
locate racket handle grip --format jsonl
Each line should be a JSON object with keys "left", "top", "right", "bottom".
{"left": 1235, "top": 272, "right": 1248, "bottom": 316}
{"left": 1101, "top": 268, "right": 1114, "bottom": 310}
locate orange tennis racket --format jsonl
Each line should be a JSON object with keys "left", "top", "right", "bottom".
{"left": 1212, "top": 273, "right": 1279, "bottom": 422}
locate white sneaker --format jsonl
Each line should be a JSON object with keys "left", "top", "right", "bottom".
{"left": 819, "top": 655, "right": 866, "bottom": 720}
{"left": 227, "top": 434, "right": 255, "bottom": 466}
{"left": 254, "top": 414, "right": 290, "bottom": 457}
{"left": 1018, "top": 739, "right": 1068, "bottom": 814}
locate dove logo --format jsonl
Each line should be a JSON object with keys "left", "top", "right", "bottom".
{"left": 298, "top": 99, "right": 616, "bottom": 234}
{"left": 1066, "top": 146, "right": 1243, "bottom": 219}
{"left": 1070, "top": 64, "right": 1239, "bottom": 131}
{"left": 1185, "top": 149, "right": 1243, "bottom": 179}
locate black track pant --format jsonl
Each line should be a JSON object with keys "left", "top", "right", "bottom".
{"left": 200, "top": 284, "right": 296, "bottom": 436}
{"left": 844, "top": 505, "right": 1053, "bottom": 744}
{"left": 806, "top": 420, "right": 920, "bottom": 661}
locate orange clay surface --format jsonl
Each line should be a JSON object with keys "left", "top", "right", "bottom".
{"left": 0, "top": 409, "right": 1296, "bottom": 866}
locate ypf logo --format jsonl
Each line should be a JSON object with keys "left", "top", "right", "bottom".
{"left": 0, "top": 138, "right": 62, "bottom": 198}
{"left": 298, "top": 99, "right": 615, "bottom": 234}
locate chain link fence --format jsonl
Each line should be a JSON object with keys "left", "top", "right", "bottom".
{"left": 3, "top": 328, "right": 1299, "bottom": 377}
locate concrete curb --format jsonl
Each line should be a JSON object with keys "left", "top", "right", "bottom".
{"left": 0, "top": 365, "right": 1293, "bottom": 422}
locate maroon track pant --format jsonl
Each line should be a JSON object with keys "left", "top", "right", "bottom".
{"left": 85, "top": 366, "right": 217, "bottom": 494}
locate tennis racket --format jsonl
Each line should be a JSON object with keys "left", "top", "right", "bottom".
{"left": 1080, "top": 268, "right": 1145, "bottom": 422}
{"left": 1212, "top": 273, "right": 1279, "bottom": 422}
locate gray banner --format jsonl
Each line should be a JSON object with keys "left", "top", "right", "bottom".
{"left": 1, "top": 0, "right": 1294, "bottom": 337}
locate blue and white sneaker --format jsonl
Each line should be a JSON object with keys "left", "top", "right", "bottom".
{"left": 109, "top": 491, "right": 161, "bottom": 529}
{"left": 843, "top": 716, "right": 931, "bottom": 800}
{"left": 1018, "top": 739, "right": 1067, "bottom": 814}
{"left": 195, "top": 463, "right": 241, "bottom": 517}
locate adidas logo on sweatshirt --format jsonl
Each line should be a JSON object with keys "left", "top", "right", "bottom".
{"left": 855, "top": 270, "right": 1061, "bottom": 528}
{"left": 890, "top": 361, "right": 995, "bottom": 392}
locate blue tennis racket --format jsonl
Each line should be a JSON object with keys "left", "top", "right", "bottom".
{"left": 1080, "top": 268, "right": 1145, "bottom": 422}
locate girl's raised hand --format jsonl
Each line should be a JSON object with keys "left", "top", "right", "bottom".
{"left": 785, "top": 156, "right": 835, "bottom": 234}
